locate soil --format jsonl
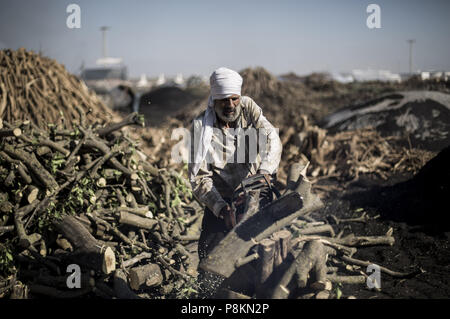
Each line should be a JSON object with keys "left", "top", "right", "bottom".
{"left": 311, "top": 145, "right": 450, "bottom": 299}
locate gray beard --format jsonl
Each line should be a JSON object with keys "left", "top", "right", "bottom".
{"left": 215, "top": 104, "right": 242, "bottom": 123}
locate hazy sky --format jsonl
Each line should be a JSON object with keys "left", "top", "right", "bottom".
{"left": 0, "top": 0, "right": 449, "bottom": 78}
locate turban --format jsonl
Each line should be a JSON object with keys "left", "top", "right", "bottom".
{"left": 209, "top": 67, "right": 243, "bottom": 100}
{"left": 191, "top": 67, "right": 243, "bottom": 177}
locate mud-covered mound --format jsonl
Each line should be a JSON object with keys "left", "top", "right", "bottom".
{"left": 342, "top": 145, "right": 450, "bottom": 233}
{"left": 139, "top": 87, "right": 202, "bottom": 126}
{"left": 320, "top": 91, "right": 450, "bottom": 151}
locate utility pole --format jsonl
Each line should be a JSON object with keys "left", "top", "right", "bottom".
{"left": 100, "top": 26, "right": 110, "bottom": 58}
{"left": 407, "top": 39, "right": 416, "bottom": 74}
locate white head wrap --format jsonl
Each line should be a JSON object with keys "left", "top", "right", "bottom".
{"left": 191, "top": 67, "right": 243, "bottom": 177}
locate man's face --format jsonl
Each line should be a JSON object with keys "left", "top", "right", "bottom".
{"left": 214, "top": 94, "right": 241, "bottom": 123}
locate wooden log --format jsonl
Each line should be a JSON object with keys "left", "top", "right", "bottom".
{"left": 257, "top": 238, "right": 275, "bottom": 286}
{"left": 0, "top": 225, "right": 14, "bottom": 235}
{"left": 114, "top": 270, "right": 139, "bottom": 299}
{"left": 9, "top": 281, "right": 28, "bottom": 299}
{"left": 199, "top": 192, "right": 305, "bottom": 278}
{"left": 117, "top": 206, "right": 153, "bottom": 218}
{"left": 129, "top": 263, "right": 163, "bottom": 290}
{"left": 295, "top": 240, "right": 331, "bottom": 291}
{"left": 96, "top": 112, "right": 144, "bottom": 137}
{"left": 235, "top": 252, "right": 259, "bottom": 268}
{"left": 327, "top": 274, "right": 366, "bottom": 285}
{"left": 23, "top": 185, "right": 39, "bottom": 204}
{"left": 118, "top": 211, "right": 158, "bottom": 230}
{"left": 286, "top": 163, "right": 302, "bottom": 191}
{"left": 0, "top": 128, "right": 21, "bottom": 137}
{"left": 271, "top": 240, "right": 335, "bottom": 299}
{"left": 2, "top": 143, "right": 58, "bottom": 191}
{"left": 271, "top": 230, "right": 292, "bottom": 267}
{"left": 341, "top": 255, "right": 423, "bottom": 278}
{"left": 122, "top": 252, "right": 152, "bottom": 269}
{"left": 36, "top": 146, "right": 52, "bottom": 157}
{"left": 334, "top": 234, "right": 395, "bottom": 247}
{"left": 293, "top": 224, "right": 335, "bottom": 237}
{"left": 54, "top": 215, "right": 116, "bottom": 274}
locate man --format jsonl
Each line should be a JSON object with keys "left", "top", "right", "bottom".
{"left": 188, "top": 67, "right": 282, "bottom": 262}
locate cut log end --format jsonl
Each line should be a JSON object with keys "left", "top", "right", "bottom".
{"left": 102, "top": 247, "right": 116, "bottom": 274}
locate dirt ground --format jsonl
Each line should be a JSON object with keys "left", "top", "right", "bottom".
{"left": 311, "top": 147, "right": 450, "bottom": 298}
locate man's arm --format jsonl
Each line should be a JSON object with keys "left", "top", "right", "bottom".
{"left": 188, "top": 120, "right": 228, "bottom": 218}
{"left": 189, "top": 160, "right": 228, "bottom": 217}
{"left": 245, "top": 97, "right": 282, "bottom": 175}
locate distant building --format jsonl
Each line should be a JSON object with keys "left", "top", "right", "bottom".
{"left": 174, "top": 73, "right": 184, "bottom": 85}
{"left": 156, "top": 73, "right": 166, "bottom": 86}
{"left": 331, "top": 72, "right": 354, "bottom": 83}
{"left": 351, "top": 69, "right": 401, "bottom": 83}
{"left": 137, "top": 73, "right": 149, "bottom": 88}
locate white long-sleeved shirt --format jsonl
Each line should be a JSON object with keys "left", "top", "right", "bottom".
{"left": 188, "top": 96, "right": 282, "bottom": 217}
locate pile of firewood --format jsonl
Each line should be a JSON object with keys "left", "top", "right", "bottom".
{"left": 0, "top": 113, "right": 202, "bottom": 299}
{"left": 280, "top": 115, "right": 436, "bottom": 188}
{"left": 0, "top": 48, "right": 115, "bottom": 129}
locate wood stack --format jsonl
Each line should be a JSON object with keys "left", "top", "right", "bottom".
{"left": 0, "top": 48, "right": 115, "bottom": 129}
{"left": 0, "top": 114, "right": 202, "bottom": 299}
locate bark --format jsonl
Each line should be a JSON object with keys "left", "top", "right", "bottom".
{"left": 54, "top": 215, "right": 116, "bottom": 274}
{"left": 129, "top": 263, "right": 163, "bottom": 290}
{"left": 199, "top": 191, "right": 304, "bottom": 278}
{"left": 118, "top": 211, "right": 158, "bottom": 230}
{"left": 271, "top": 240, "right": 335, "bottom": 299}
{"left": 113, "top": 270, "right": 139, "bottom": 299}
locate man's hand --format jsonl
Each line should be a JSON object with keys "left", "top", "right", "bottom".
{"left": 219, "top": 205, "right": 236, "bottom": 230}
{"left": 257, "top": 170, "right": 272, "bottom": 186}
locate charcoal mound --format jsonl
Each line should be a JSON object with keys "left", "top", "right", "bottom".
{"left": 345, "top": 145, "right": 450, "bottom": 233}
{"left": 139, "top": 87, "right": 199, "bottom": 126}
{"left": 321, "top": 91, "right": 450, "bottom": 151}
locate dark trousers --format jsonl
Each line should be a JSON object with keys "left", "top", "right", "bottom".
{"left": 197, "top": 206, "right": 229, "bottom": 262}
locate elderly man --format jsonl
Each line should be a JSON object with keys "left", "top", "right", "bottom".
{"left": 189, "top": 67, "right": 282, "bottom": 262}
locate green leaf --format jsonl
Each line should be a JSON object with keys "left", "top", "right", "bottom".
{"left": 336, "top": 287, "right": 342, "bottom": 299}
{"left": 171, "top": 196, "right": 181, "bottom": 208}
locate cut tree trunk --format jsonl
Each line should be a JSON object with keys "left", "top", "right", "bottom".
{"left": 199, "top": 191, "right": 306, "bottom": 278}
{"left": 54, "top": 215, "right": 116, "bottom": 274}
{"left": 271, "top": 240, "right": 335, "bottom": 299}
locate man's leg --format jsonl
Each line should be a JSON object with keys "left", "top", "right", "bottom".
{"left": 198, "top": 207, "right": 228, "bottom": 262}
{"left": 197, "top": 207, "right": 228, "bottom": 297}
